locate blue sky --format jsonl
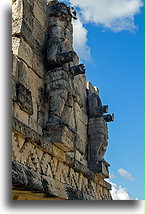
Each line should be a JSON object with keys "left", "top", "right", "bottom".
{"left": 63, "top": 0, "right": 144, "bottom": 200}
{"left": 85, "top": 8, "right": 144, "bottom": 200}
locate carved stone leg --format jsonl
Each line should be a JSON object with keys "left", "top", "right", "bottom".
{"left": 61, "top": 93, "right": 73, "bottom": 126}
{"left": 47, "top": 89, "right": 68, "bottom": 126}
{"left": 45, "top": 89, "right": 75, "bottom": 152}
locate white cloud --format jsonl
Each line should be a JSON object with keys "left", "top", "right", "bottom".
{"left": 67, "top": 0, "right": 143, "bottom": 62}
{"left": 110, "top": 181, "right": 134, "bottom": 200}
{"left": 69, "top": 0, "right": 143, "bottom": 32}
{"left": 72, "top": 18, "right": 91, "bottom": 63}
{"left": 118, "top": 168, "right": 134, "bottom": 180}
{"left": 109, "top": 172, "right": 116, "bottom": 180}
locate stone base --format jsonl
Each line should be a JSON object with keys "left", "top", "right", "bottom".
{"left": 44, "top": 122, "right": 75, "bottom": 152}
{"left": 89, "top": 160, "right": 109, "bottom": 178}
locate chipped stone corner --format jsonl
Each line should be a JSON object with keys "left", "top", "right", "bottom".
{"left": 12, "top": 0, "right": 114, "bottom": 200}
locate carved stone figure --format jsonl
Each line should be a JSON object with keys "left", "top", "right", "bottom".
{"left": 45, "top": 1, "right": 85, "bottom": 151}
{"left": 88, "top": 91, "right": 114, "bottom": 177}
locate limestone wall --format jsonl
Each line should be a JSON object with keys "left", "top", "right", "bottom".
{"left": 12, "top": 0, "right": 113, "bottom": 200}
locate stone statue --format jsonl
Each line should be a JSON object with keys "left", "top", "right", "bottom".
{"left": 45, "top": 2, "right": 85, "bottom": 131}
{"left": 88, "top": 90, "right": 114, "bottom": 176}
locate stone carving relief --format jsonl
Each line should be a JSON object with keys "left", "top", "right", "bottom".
{"left": 44, "top": 2, "right": 85, "bottom": 150}
{"left": 88, "top": 91, "right": 114, "bottom": 177}
{"left": 12, "top": 0, "right": 114, "bottom": 200}
{"left": 12, "top": 130, "right": 112, "bottom": 200}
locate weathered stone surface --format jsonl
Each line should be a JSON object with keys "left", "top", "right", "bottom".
{"left": 16, "top": 83, "right": 33, "bottom": 115}
{"left": 13, "top": 102, "right": 29, "bottom": 125}
{"left": 12, "top": 117, "right": 53, "bottom": 153}
{"left": 32, "top": 18, "right": 46, "bottom": 45}
{"left": 44, "top": 123, "right": 75, "bottom": 152}
{"left": 12, "top": 0, "right": 113, "bottom": 200}
{"left": 23, "top": 0, "right": 34, "bottom": 30}
{"left": 75, "top": 135, "right": 86, "bottom": 154}
{"left": 12, "top": 76, "right": 17, "bottom": 101}
{"left": 12, "top": 162, "right": 44, "bottom": 192}
{"left": 12, "top": 0, "right": 23, "bottom": 35}
{"left": 12, "top": 55, "right": 18, "bottom": 78}
{"left": 52, "top": 145, "right": 66, "bottom": 162}
{"left": 86, "top": 81, "right": 99, "bottom": 95}
{"left": 33, "top": 1, "right": 46, "bottom": 28}
{"left": 12, "top": 37, "right": 33, "bottom": 68}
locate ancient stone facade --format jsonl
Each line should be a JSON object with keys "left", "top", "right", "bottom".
{"left": 12, "top": 0, "right": 114, "bottom": 200}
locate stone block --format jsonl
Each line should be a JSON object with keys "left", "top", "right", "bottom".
{"left": 28, "top": 117, "right": 38, "bottom": 133}
{"left": 83, "top": 193, "right": 96, "bottom": 200}
{"left": 33, "top": 1, "right": 46, "bottom": 28}
{"left": 13, "top": 103, "right": 29, "bottom": 125}
{"left": 16, "top": 83, "right": 33, "bottom": 115}
{"left": 75, "top": 116, "right": 87, "bottom": 143}
{"left": 12, "top": 162, "right": 44, "bottom": 192}
{"left": 42, "top": 175, "right": 58, "bottom": 196}
{"left": 32, "top": 18, "right": 45, "bottom": 45}
{"left": 89, "top": 160, "right": 109, "bottom": 178}
{"left": 18, "top": 60, "right": 30, "bottom": 89}
{"left": 12, "top": 37, "right": 21, "bottom": 55}
{"left": 74, "top": 102, "right": 88, "bottom": 125}
{"left": 12, "top": 117, "right": 53, "bottom": 153}
{"left": 52, "top": 145, "right": 66, "bottom": 162}
{"left": 98, "top": 179, "right": 112, "bottom": 191}
{"left": 18, "top": 60, "right": 44, "bottom": 102}
{"left": 12, "top": 76, "right": 17, "bottom": 101}
{"left": 12, "top": 132, "right": 25, "bottom": 162}
{"left": 32, "top": 53, "right": 44, "bottom": 78}
{"left": 74, "top": 74, "right": 87, "bottom": 107}
{"left": 75, "top": 135, "right": 86, "bottom": 154}
{"left": 12, "top": 0, "right": 23, "bottom": 34}
{"left": 61, "top": 164, "right": 70, "bottom": 185}
{"left": 50, "top": 157, "right": 58, "bottom": 176}
{"left": 12, "top": 55, "right": 18, "bottom": 78}
{"left": 75, "top": 150, "right": 83, "bottom": 163}
{"left": 64, "top": 184, "right": 84, "bottom": 200}
{"left": 52, "top": 179, "right": 68, "bottom": 199}
{"left": 31, "top": 97, "right": 38, "bottom": 120}
{"left": 44, "top": 124, "right": 75, "bottom": 152}
{"left": 86, "top": 81, "right": 99, "bottom": 95}
{"left": 12, "top": 37, "right": 33, "bottom": 69}
{"left": 20, "top": 20, "right": 33, "bottom": 46}
{"left": 69, "top": 168, "right": 77, "bottom": 188}
{"left": 23, "top": 0, "right": 34, "bottom": 30}
{"left": 12, "top": 17, "right": 22, "bottom": 36}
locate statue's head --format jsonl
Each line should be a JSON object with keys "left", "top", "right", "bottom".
{"left": 47, "top": 2, "right": 77, "bottom": 21}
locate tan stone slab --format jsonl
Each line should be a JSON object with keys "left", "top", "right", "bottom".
{"left": 32, "top": 18, "right": 46, "bottom": 45}
{"left": 13, "top": 102, "right": 29, "bottom": 126}
{"left": 52, "top": 145, "right": 66, "bottom": 162}
{"left": 12, "top": 37, "right": 33, "bottom": 69}
{"left": 33, "top": 1, "right": 46, "bottom": 28}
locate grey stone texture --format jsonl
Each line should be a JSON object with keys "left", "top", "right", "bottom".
{"left": 12, "top": 0, "right": 114, "bottom": 200}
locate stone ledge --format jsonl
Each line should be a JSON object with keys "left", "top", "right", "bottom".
{"left": 12, "top": 161, "right": 97, "bottom": 200}
{"left": 12, "top": 117, "right": 111, "bottom": 190}
{"left": 12, "top": 117, "right": 94, "bottom": 179}
{"left": 12, "top": 116, "right": 53, "bottom": 154}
